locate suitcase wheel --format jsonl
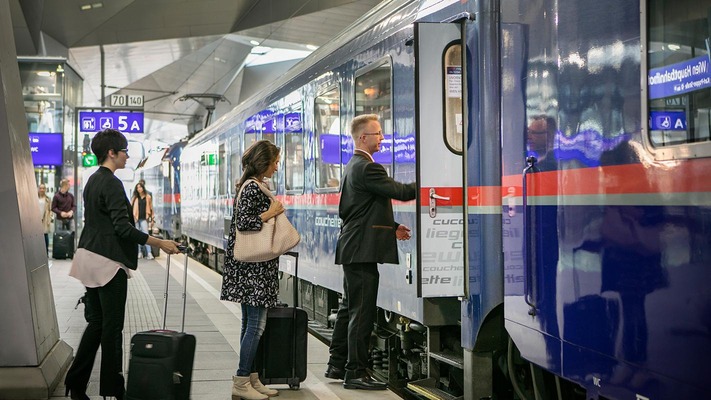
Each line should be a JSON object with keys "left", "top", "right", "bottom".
{"left": 288, "top": 379, "right": 300, "bottom": 390}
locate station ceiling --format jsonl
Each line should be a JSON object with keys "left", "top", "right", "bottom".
{"left": 10, "top": 0, "right": 383, "bottom": 144}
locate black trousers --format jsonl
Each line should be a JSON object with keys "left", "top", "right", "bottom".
{"left": 328, "top": 262, "right": 379, "bottom": 376}
{"left": 65, "top": 269, "right": 127, "bottom": 396}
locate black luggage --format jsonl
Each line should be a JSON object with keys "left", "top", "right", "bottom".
{"left": 52, "top": 230, "right": 74, "bottom": 259}
{"left": 126, "top": 248, "right": 195, "bottom": 400}
{"left": 255, "top": 251, "right": 307, "bottom": 389}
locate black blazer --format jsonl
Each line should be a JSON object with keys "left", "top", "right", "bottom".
{"left": 335, "top": 153, "right": 416, "bottom": 265}
{"left": 78, "top": 166, "right": 148, "bottom": 270}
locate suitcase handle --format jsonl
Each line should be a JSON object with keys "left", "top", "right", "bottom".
{"left": 162, "top": 246, "right": 189, "bottom": 332}
{"left": 283, "top": 251, "right": 299, "bottom": 380}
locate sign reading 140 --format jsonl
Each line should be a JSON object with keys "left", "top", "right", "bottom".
{"left": 79, "top": 111, "right": 144, "bottom": 133}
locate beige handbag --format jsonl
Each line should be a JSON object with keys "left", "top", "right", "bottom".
{"left": 233, "top": 179, "right": 300, "bottom": 262}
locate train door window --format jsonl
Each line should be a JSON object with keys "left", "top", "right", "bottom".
{"left": 314, "top": 86, "right": 341, "bottom": 190}
{"left": 444, "top": 43, "right": 463, "bottom": 153}
{"left": 229, "top": 134, "right": 241, "bottom": 196}
{"left": 354, "top": 59, "right": 393, "bottom": 174}
{"left": 644, "top": 0, "right": 711, "bottom": 159}
{"left": 218, "top": 142, "right": 226, "bottom": 196}
{"left": 284, "top": 107, "right": 304, "bottom": 193}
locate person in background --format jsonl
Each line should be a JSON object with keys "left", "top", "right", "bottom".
{"left": 52, "top": 178, "right": 75, "bottom": 231}
{"left": 38, "top": 183, "right": 52, "bottom": 254}
{"left": 64, "top": 128, "right": 180, "bottom": 400}
{"left": 325, "top": 114, "right": 416, "bottom": 390}
{"left": 132, "top": 182, "right": 153, "bottom": 259}
{"left": 220, "top": 140, "right": 283, "bottom": 400}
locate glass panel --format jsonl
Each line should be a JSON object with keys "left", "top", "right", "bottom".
{"left": 444, "top": 44, "right": 463, "bottom": 153}
{"left": 314, "top": 87, "right": 341, "bottom": 189}
{"left": 647, "top": 0, "right": 711, "bottom": 147}
{"left": 284, "top": 108, "right": 304, "bottom": 192}
{"left": 355, "top": 61, "right": 393, "bottom": 174}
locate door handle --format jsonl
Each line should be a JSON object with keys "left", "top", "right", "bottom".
{"left": 429, "top": 188, "right": 450, "bottom": 217}
{"left": 522, "top": 156, "right": 539, "bottom": 316}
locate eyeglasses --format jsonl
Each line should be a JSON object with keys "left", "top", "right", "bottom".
{"left": 117, "top": 148, "right": 129, "bottom": 154}
{"left": 361, "top": 131, "right": 383, "bottom": 137}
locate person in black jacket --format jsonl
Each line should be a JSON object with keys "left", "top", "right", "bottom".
{"left": 64, "top": 129, "right": 180, "bottom": 400}
{"left": 325, "top": 114, "right": 416, "bottom": 390}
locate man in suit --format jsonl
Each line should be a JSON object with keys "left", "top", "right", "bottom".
{"left": 325, "top": 114, "right": 416, "bottom": 390}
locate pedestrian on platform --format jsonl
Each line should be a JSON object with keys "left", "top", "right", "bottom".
{"left": 220, "top": 140, "right": 283, "bottom": 400}
{"left": 324, "top": 114, "right": 416, "bottom": 390}
{"left": 64, "top": 128, "right": 181, "bottom": 400}
{"left": 37, "top": 183, "right": 52, "bottom": 254}
{"left": 132, "top": 182, "right": 154, "bottom": 259}
{"left": 51, "top": 178, "right": 75, "bottom": 231}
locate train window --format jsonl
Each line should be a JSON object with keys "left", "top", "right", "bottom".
{"left": 218, "top": 143, "right": 226, "bottom": 196}
{"left": 284, "top": 108, "right": 305, "bottom": 193}
{"left": 645, "top": 0, "right": 711, "bottom": 158}
{"left": 314, "top": 87, "right": 341, "bottom": 190}
{"left": 229, "top": 135, "right": 241, "bottom": 196}
{"left": 355, "top": 59, "right": 393, "bottom": 173}
{"left": 443, "top": 43, "right": 463, "bottom": 153}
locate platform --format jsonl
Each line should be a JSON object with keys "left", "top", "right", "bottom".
{"left": 48, "top": 254, "right": 401, "bottom": 400}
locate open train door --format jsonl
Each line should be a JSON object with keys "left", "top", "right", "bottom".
{"left": 415, "top": 22, "right": 466, "bottom": 298}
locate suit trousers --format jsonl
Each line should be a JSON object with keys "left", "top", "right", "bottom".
{"left": 65, "top": 269, "right": 127, "bottom": 396}
{"left": 328, "top": 262, "right": 379, "bottom": 376}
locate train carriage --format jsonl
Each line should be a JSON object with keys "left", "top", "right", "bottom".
{"left": 165, "top": 0, "right": 711, "bottom": 399}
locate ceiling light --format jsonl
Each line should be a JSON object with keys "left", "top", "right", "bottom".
{"left": 80, "top": 4, "right": 91, "bottom": 10}
{"left": 36, "top": 71, "right": 52, "bottom": 77}
{"left": 92, "top": 3, "right": 103, "bottom": 8}
{"left": 250, "top": 40, "right": 260, "bottom": 46}
{"left": 306, "top": 44, "right": 318, "bottom": 50}
{"left": 667, "top": 44, "right": 680, "bottom": 51}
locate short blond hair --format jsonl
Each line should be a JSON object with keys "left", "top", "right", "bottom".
{"left": 60, "top": 179, "right": 70, "bottom": 188}
{"left": 350, "top": 114, "right": 379, "bottom": 141}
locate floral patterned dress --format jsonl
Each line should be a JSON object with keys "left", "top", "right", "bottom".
{"left": 220, "top": 181, "right": 279, "bottom": 308}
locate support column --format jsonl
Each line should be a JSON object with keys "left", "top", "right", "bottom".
{"left": 0, "top": 0, "right": 73, "bottom": 398}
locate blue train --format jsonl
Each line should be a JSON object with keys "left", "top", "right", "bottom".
{"left": 134, "top": 0, "right": 711, "bottom": 398}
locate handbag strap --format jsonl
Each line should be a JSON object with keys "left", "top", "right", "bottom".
{"left": 238, "top": 178, "right": 275, "bottom": 201}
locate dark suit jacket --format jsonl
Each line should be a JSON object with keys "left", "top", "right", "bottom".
{"left": 78, "top": 166, "right": 148, "bottom": 270}
{"left": 335, "top": 153, "right": 416, "bottom": 265}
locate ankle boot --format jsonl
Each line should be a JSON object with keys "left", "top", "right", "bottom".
{"left": 232, "top": 376, "right": 267, "bottom": 400}
{"left": 249, "top": 373, "right": 278, "bottom": 397}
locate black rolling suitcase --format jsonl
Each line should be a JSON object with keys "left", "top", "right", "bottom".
{"left": 126, "top": 249, "right": 196, "bottom": 400}
{"left": 255, "top": 251, "right": 308, "bottom": 389}
{"left": 52, "top": 230, "right": 74, "bottom": 259}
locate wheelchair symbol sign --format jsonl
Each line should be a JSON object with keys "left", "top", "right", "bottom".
{"left": 100, "top": 117, "right": 113, "bottom": 129}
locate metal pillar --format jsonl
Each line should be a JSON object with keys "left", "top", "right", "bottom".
{"left": 0, "top": 0, "right": 72, "bottom": 398}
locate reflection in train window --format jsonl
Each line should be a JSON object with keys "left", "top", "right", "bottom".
{"left": 218, "top": 143, "right": 226, "bottom": 196}
{"left": 355, "top": 59, "right": 393, "bottom": 173}
{"left": 314, "top": 87, "right": 341, "bottom": 190}
{"left": 229, "top": 134, "right": 241, "bottom": 195}
{"left": 443, "top": 43, "right": 463, "bottom": 153}
{"left": 647, "top": 0, "right": 711, "bottom": 148}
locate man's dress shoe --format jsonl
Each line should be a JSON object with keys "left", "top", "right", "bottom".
{"left": 343, "top": 375, "right": 387, "bottom": 390}
{"left": 324, "top": 365, "right": 345, "bottom": 380}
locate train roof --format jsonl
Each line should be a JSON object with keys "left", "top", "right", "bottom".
{"left": 186, "top": 0, "right": 430, "bottom": 145}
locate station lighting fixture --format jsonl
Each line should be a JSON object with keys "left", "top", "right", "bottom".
{"left": 80, "top": 2, "right": 103, "bottom": 11}
{"left": 306, "top": 44, "right": 318, "bottom": 50}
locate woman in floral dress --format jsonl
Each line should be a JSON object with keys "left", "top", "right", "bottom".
{"left": 221, "top": 140, "right": 283, "bottom": 400}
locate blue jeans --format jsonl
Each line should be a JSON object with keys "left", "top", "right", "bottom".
{"left": 136, "top": 219, "right": 152, "bottom": 256}
{"left": 237, "top": 304, "right": 268, "bottom": 376}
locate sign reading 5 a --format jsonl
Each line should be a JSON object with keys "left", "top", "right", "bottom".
{"left": 78, "top": 111, "right": 144, "bottom": 133}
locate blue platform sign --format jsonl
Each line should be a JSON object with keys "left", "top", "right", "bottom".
{"left": 649, "top": 110, "right": 687, "bottom": 131}
{"left": 648, "top": 55, "right": 711, "bottom": 99}
{"left": 29, "top": 132, "right": 63, "bottom": 165}
{"left": 78, "top": 111, "right": 144, "bottom": 133}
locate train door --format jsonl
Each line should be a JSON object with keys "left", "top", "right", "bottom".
{"left": 415, "top": 22, "right": 466, "bottom": 298}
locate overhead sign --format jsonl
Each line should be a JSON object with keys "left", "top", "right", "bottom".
{"left": 649, "top": 110, "right": 687, "bottom": 131}
{"left": 648, "top": 55, "right": 711, "bottom": 99}
{"left": 29, "top": 132, "right": 63, "bottom": 166}
{"left": 79, "top": 111, "right": 144, "bottom": 133}
{"left": 110, "top": 94, "right": 144, "bottom": 108}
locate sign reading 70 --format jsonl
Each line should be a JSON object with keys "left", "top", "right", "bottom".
{"left": 78, "top": 111, "right": 144, "bottom": 133}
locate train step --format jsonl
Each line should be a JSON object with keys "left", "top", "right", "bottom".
{"left": 406, "top": 377, "right": 463, "bottom": 400}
